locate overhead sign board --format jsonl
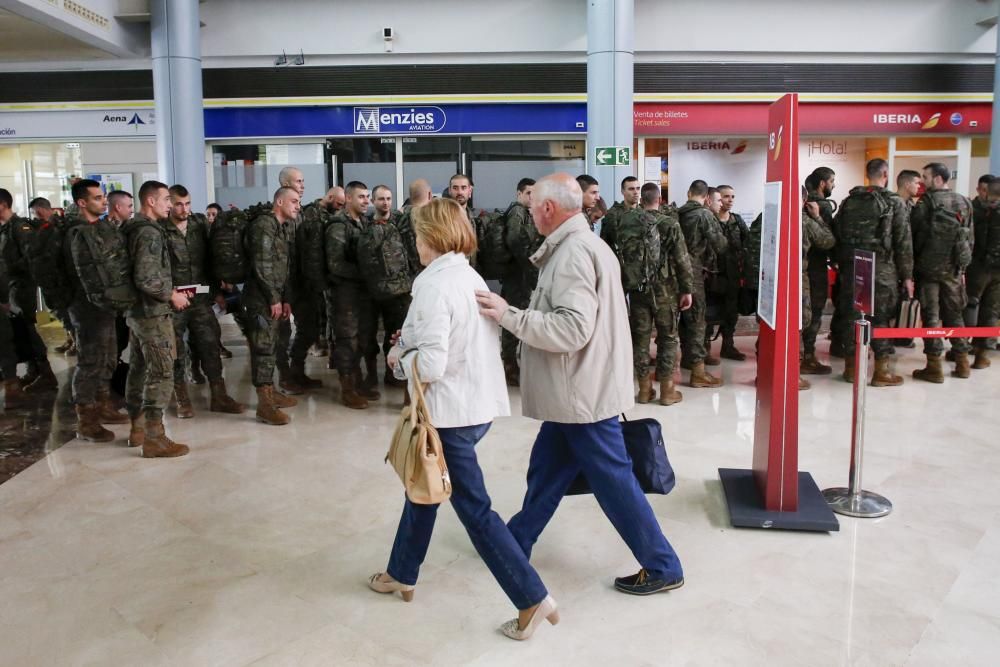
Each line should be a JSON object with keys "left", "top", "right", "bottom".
{"left": 0, "top": 109, "right": 156, "bottom": 140}
{"left": 353, "top": 106, "right": 446, "bottom": 134}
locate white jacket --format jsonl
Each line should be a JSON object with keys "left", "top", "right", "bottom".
{"left": 500, "top": 213, "right": 634, "bottom": 423}
{"left": 399, "top": 252, "right": 511, "bottom": 428}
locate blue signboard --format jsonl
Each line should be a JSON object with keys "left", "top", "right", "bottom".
{"left": 204, "top": 103, "right": 586, "bottom": 139}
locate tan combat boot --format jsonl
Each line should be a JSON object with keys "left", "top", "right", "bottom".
{"left": 24, "top": 362, "right": 58, "bottom": 393}
{"left": 75, "top": 404, "right": 115, "bottom": 442}
{"left": 209, "top": 379, "right": 246, "bottom": 414}
{"left": 355, "top": 367, "right": 380, "bottom": 401}
{"left": 270, "top": 384, "right": 298, "bottom": 408}
{"left": 913, "top": 354, "right": 945, "bottom": 384}
{"left": 96, "top": 388, "right": 129, "bottom": 424}
{"left": 952, "top": 352, "right": 971, "bottom": 379}
{"left": 255, "top": 385, "right": 290, "bottom": 425}
{"left": 870, "top": 357, "right": 903, "bottom": 387}
{"left": 720, "top": 336, "right": 746, "bottom": 361}
{"left": 842, "top": 354, "right": 856, "bottom": 384}
{"left": 127, "top": 413, "right": 145, "bottom": 448}
{"left": 801, "top": 352, "right": 832, "bottom": 375}
{"left": 799, "top": 376, "right": 811, "bottom": 391}
{"left": 689, "top": 362, "right": 723, "bottom": 388}
{"left": 636, "top": 374, "right": 656, "bottom": 404}
{"left": 3, "top": 378, "right": 27, "bottom": 410}
{"left": 339, "top": 374, "right": 369, "bottom": 410}
{"left": 173, "top": 382, "right": 194, "bottom": 419}
{"left": 658, "top": 379, "right": 683, "bottom": 406}
{"left": 290, "top": 362, "right": 323, "bottom": 390}
{"left": 141, "top": 417, "right": 189, "bottom": 458}
{"left": 972, "top": 348, "right": 992, "bottom": 369}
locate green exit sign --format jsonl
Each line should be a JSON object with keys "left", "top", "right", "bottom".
{"left": 595, "top": 146, "right": 631, "bottom": 166}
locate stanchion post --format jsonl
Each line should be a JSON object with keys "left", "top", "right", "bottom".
{"left": 822, "top": 318, "right": 893, "bottom": 518}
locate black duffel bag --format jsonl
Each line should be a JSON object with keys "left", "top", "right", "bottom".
{"left": 567, "top": 415, "right": 676, "bottom": 496}
{"left": 9, "top": 313, "right": 35, "bottom": 363}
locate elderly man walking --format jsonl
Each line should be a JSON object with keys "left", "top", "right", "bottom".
{"left": 477, "top": 173, "right": 684, "bottom": 595}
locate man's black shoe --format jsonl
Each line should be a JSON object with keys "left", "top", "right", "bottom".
{"left": 613, "top": 569, "right": 684, "bottom": 596}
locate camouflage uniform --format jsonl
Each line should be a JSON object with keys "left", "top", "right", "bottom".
{"left": 802, "top": 210, "right": 836, "bottom": 334}
{"left": 358, "top": 212, "right": 413, "bottom": 364}
{"left": 629, "top": 210, "right": 695, "bottom": 381}
{"left": 243, "top": 213, "right": 295, "bottom": 386}
{"left": 161, "top": 216, "right": 225, "bottom": 384}
{"left": 911, "top": 188, "right": 974, "bottom": 356}
{"left": 0, "top": 240, "right": 16, "bottom": 381}
{"left": 325, "top": 210, "right": 372, "bottom": 377}
{"left": 502, "top": 202, "right": 544, "bottom": 368}
{"left": 833, "top": 186, "right": 914, "bottom": 360}
{"left": 123, "top": 213, "right": 177, "bottom": 420}
{"left": 802, "top": 193, "right": 836, "bottom": 354}
{"left": 968, "top": 199, "right": 1000, "bottom": 350}
{"left": 1, "top": 217, "right": 49, "bottom": 366}
{"left": 677, "top": 201, "right": 729, "bottom": 364}
{"left": 287, "top": 201, "right": 330, "bottom": 369}
{"left": 598, "top": 201, "right": 636, "bottom": 248}
{"left": 716, "top": 212, "right": 749, "bottom": 340}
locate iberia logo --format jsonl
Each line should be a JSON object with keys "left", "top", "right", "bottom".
{"left": 921, "top": 113, "right": 942, "bottom": 130}
{"left": 731, "top": 140, "right": 748, "bottom": 155}
{"left": 770, "top": 125, "right": 783, "bottom": 161}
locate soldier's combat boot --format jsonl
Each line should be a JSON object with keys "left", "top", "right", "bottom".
{"left": 704, "top": 353, "right": 721, "bottom": 366}
{"left": 658, "top": 379, "right": 683, "bottom": 406}
{"left": 913, "top": 354, "right": 945, "bottom": 384}
{"left": 339, "top": 374, "right": 369, "bottom": 410}
{"left": 75, "top": 404, "right": 115, "bottom": 442}
{"left": 689, "top": 362, "right": 723, "bottom": 388}
{"left": 871, "top": 357, "right": 903, "bottom": 387}
{"left": 945, "top": 349, "right": 956, "bottom": 363}
{"left": 210, "top": 379, "right": 246, "bottom": 414}
{"left": 720, "top": 336, "right": 746, "bottom": 361}
{"left": 142, "top": 416, "right": 189, "bottom": 458}
{"left": 972, "top": 348, "right": 992, "bottom": 369}
{"left": 127, "top": 413, "right": 145, "bottom": 448}
{"left": 800, "top": 352, "right": 832, "bottom": 375}
{"left": 799, "top": 376, "right": 811, "bottom": 391}
{"left": 270, "top": 384, "right": 298, "bottom": 409}
{"left": 96, "top": 388, "right": 129, "bottom": 424}
{"left": 952, "top": 352, "right": 971, "bottom": 379}
{"left": 842, "top": 354, "right": 856, "bottom": 384}
{"left": 636, "top": 375, "right": 656, "bottom": 404}
{"left": 173, "top": 382, "right": 195, "bottom": 419}
{"left": 829, "top": 339, "right": 845, "bottom": 359}
{"left": 219, "top": 344, "right": 234, "bottom": 359}
{"left": 680, "top": 356, "right": 693, "bottom": 371}
{"left": 290, "top": 362, "right": 323, "bottom": 390}
{"left": 24, "top": 361, "right": 57, "bottom": 394}
{"left": 362, "top": 357, "right": 381, "bottom": 391}
{"left": 3, "top": 378, "right": 27, "bottom": 410}
{"left": 189, "top": 359, "right": 206, "bottom": 385}
{"left": 278, "top": 367, "right": 305, "bottom": 396}
{"left": 355, "top": 365, "right": 381, "bottom": 401}
{"left": 255, "top": 385, "right": 290, "bottom": 425}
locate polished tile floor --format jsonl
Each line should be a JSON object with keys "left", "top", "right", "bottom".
{"left": 1, "top": 327, "right": 998, "bottom": 666}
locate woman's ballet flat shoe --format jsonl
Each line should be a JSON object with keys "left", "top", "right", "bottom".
{"left": 367, "top": 572, "right": 415, "bottom": 602}
{"left": 500, "top": 595, "right": 559, "bottom": 640}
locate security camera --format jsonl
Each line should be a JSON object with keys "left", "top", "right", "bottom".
{"left": 383, "top": 27, "right": 393, "bottom": 40}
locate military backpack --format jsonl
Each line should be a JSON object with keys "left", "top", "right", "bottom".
{"left": 297, "top": 202, "right": 330, "bottom": 292}
{"left": 981, "top": 207, "right": 1000, "bottom": 269}
{"left": 67, "top": 220, "right": 137, "bottom": 312}
{"left": 30, "top": 215, "right": 78, "bottom": 311}
{"left": 614, "top": 209, "right": 661, "bottom": 292}
{"left": 474, "top": 208, "right": 513, "bottom": 280}
{"left": 357, "top": 219, "right": 413, "bottom": 299}
{"left": 918, "top": 192, "right": 972, "bottom": 278}
{"left": 209, "top": 208, "right": 249, "bottom": 284}
{"left": 835, "top": 187, "right": 893, "bottom": 258}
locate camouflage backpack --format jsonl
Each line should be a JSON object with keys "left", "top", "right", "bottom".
{"left": 834, "top": 187, "right": 892, "bottom": 258}
{"left": 67, "top": 220, "right": 137, "bottom": 312}
{"left": 742, "top": 213, "right": 762, "bottom": 287}
{"left": 356, "top": 220, "right": 412, "bottom": 299}
{"left": 981, "top": 206, "right": 1000, "bottom": 269}
{"left": 209, "top": 208, "right": 249, "bottom": 284}
{"left": 30, "top": 215, "right": 79, "bottom": 311}
{"left": 919, "top": 191, "right": 972, "bottom": 278}
{"left": 474, "top": 208, "right": 513, "bottom": 280}
{"left": 297, "top": 202, "right": 330, "bottom": 292}
{"left": 614, "top": 209, "right": 661, "bottom": 292}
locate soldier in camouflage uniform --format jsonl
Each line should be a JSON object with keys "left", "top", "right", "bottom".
{"left": 123, "top": 181, "right": 191, "bottom": 458}
{"left": 244, "top": 187, "right": 301, "bottom": 425}
{"left": 326, "top": 181, "right": 379, "bottom": 409}
{"left": 677, "top": 180, "right": 728, "bottom": 387}
{"left": 626, "top": 183, "right": 695, "bottom": 406}
{"left": 802, "top": 168, "right": 837, "bottom": 374}
{"left": 162, "top": 185, "right": 244, "bottom": 419}
{"left": 395, "top": 179, "right": 432, "bottom": 276}
{"left": 911, "top": 162, "right": 975, "bottom": 381}
{"left": 271, "top": 168, "right": 305, "bottom": 394}
{"left": 599, "top": 176, "right": 640, "bottom": 248}
{"left": 576, "top": 174, "right": 604, "bottom": 232}
{"left": 969, "top": 177, "right": 1000, "bottom": 369}
{"left": 0, "top": 191, "right": 24, "bottom": 409}
{"left": 715, "top": 185, "right": 750, "bottom": 362}
{"left": 798, "top": 200, "right": 836, "bottom": 390}
{"left": 833, "top": 159, "right": 914, "bottom": 386}
{"left": 501, "top": 178, "right": 543, "bottom": 386}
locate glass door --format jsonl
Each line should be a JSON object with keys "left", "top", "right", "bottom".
{"left": 469, "top": 137, "right": 585, "bottom": 211}
{"left": 401, "top": 137, "right": 464, "bottom": 204}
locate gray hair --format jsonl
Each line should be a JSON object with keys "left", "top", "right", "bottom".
{"left": 278, "top": 166, "right": 302, "bottom": 186}
{"left": 533, "top": 175, "right": 583, "bottom": 212}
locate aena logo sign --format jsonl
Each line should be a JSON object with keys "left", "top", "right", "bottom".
{"left": 353, "top": 106, "right": 446, "bottom": 134}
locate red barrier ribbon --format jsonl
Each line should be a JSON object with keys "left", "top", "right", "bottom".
{"left": 872, "top": 327, "right": 1000, "bottom": 339}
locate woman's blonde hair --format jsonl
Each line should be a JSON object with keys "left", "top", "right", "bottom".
{"left": 411, "top": 197, "right": 478, "bottom": 256}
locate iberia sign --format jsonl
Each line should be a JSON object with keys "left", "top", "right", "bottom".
{"left": 353, "top": 106, "right": 446, "bottom": 134}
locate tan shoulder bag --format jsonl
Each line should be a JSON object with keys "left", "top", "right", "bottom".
{"left": 385, "top": 358, "right": 452, "bottom": 504}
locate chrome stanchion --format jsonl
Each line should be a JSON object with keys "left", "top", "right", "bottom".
{"left": 822, "top": 319, "right": 893, "bottom": 518}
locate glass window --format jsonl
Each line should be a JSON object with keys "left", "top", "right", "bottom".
{"left": 329, "top": 138, "right": 397, "bottom": 201}
{"left": 401, "top": 137, "right": 461, "bottom": 204}
{"left": 212, "top": 143, "right": 325, "bottom": 209}
{"left": 469, "top": 138, "right": 584, "bottom": 211}
{"left": 0, "top": 143, "right": 82, "bottom": 213}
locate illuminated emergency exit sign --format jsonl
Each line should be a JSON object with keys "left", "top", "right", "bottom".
{"left": 596, "top": 146, "right": 630, "bottom": 166}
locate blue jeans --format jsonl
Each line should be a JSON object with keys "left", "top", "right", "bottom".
{"left": 386, "top": 423, "right": 549, "bottom": 610}
{"left": 508, "top": 417, "right": 683, "bottom": 581}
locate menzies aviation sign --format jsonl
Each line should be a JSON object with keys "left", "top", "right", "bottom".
{"left": 353, "top": 106, "right": 446, "bottom": 134}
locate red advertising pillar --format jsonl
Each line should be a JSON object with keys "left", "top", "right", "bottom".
{"left": 719, "top": 94, "right": 838, "bottom": 532}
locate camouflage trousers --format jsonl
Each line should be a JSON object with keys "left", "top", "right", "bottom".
{"left": 829, "top": 270, "right": 846, "bottom": 349}
{"left": 364, "top": 294, "right": 411, "bottom": 361}
{"left": 125, "top": 313, "right": 177, "bottom": 420}
{"left": 835, "top": 264, "right": 898, "bottom": 360}
{"left": 289, "top": 292, "right": 322, "bottom": 366}
{"left": 0, "top": 311, "right": 17, "bottom": 379}
{"left": 243, "top": 303, "right": 285, "bottom": 387}
{"left": 324, "top": 289, "right": 337, "bottom": 344}
{"left": 918, "top": 275, "right": 970, "bottom": 356}
{"left": 718, "top": 277, "right": 740, "bottom": 338}
{"left": 679, "top": 279, "right": 709, "bottom": 365}
{"left": 801, "top": 266, "right": 829, "bottom": 354}
{"left": 68, "top": 298, "right": 117, "bottom": 405}
{"left": 330, "top": 279, "right": 373, "bottom": 376}
{"left": 501, "top": 276, "right": 534, "bottom": 366}
{"left": 629, "top": 285, "right": 680, "bottom": 380}
{"left": 10, "top": 280, "right": 47, "bottom": 363}
{"left": 172, "top": 298, "right": 224, "bottom": 384}
{"left": 967, "top": 263, "right": 1000, "bottom": 349}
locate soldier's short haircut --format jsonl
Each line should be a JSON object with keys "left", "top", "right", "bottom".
{"left": 707, "top": 187, "right": 720, "bottom": 198}
{"left": 345, "top": 181, "right": 368, "bottom": 196}
{"left": 408, "top": 179, "right": 430, "bottom": 201}
{"left": 717, "top": 184, "right": 734, "bottom": 193}
{"left": 688, "top": 180, "right": 709, "bottom": 197}
{"left": 517, "top": 177, "right": 536, "bottom": 193}
{"left": 29, "top": 197, "right": 52, "bottom": 209}
{"left": 449, "top": 173, "right": 473, "bottom": 187}
{"left": 168, "top": 184, "right": 189, "bottom": 199}
{"left": 811, "top": 167, "right": 836, "bottom": 184}
{"left": 640, "top": 182, "right": 660, "bottom": 206}
{"left": 576, "top": 174, "right": 598, "bottom": 190}
{"left": 804, "top": 172, "right": 819, "bottom": 191}
{"left": 107, "top": 190, "right": 133, "bottom": 209}
{"left": 978, "top": 174, "right": 995, "bottom": 186}
{"left": 273, "top": 186, "right": 298, "bottom": 203}
{"left": 138, "top": 180, "right": 168, "bottom": 204}
{"left": 278, "top": 166, "right": 302, "bottom": 187}
{"left": 866, "top": 159, "right": 889, "bottom": 181}
{"left": 207, "top": 202, "right": 223, "bottom": 214}
{"left": 923, "top": 162, "right": 952, "bottom": 183}
{"left": 896, "top": 170, "right": 920, "bottom": 188}
{"left": 72, "top": 178, "right": 102, "bottom": 203}
{"left": 989, "top": 179, "right": 1000, "bottom": 197}
{"left": 372, "top": 184, "right": 392, "bottom": 198}
{"left": 620, "top": 176, "right": 639, "bottom": 190}
{"left": 0, "top": 188, "right": 13, "bottom": 209}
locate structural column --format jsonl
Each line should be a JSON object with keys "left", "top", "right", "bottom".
{"left": 991, "top": 0, "right": 1000, "bottom": 175}
{"left": 151, "top": 0, "right": 208, "bottom": 208}
{"left": 586, "top": 0, "right": 634, "bottom": 198}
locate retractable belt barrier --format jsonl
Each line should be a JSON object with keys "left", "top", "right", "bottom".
{"left": 872, "top": 326, "right": 1000, "bottom": 339}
